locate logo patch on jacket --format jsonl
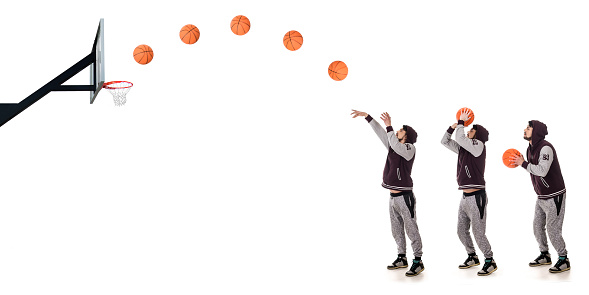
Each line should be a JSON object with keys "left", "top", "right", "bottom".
{"left": 542, "top": 154, "right": 549, "bottom": 161}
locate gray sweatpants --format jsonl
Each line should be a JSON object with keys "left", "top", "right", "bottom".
{"left": 534, "top": 193, "right": 567, "bottom": 257}
{"left": 457, "top": 191, "right": 493, "bottom": 258}
{"left": 389, "top": 192, "right": 423, "bottom": 257}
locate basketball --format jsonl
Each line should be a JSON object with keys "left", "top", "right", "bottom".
{"left": 180, "top": 24, "right": 200, "bottom": 44}
{"left": 283, "top": 30, "right": 303, "bottom": 51}
{"left": 133, "top": 45, "right": 154, "bottom": 65}
{"left": 231, "top": 15, "right": 251, "bottom": 35}
{"left": 328, "top": 61, "right": 348, "bottom": 81}
{"left": 502, "top": 149, "right": 523, "bottom": 168}
{"left": 456, "top": 107, "right": 475, "bottom": 126}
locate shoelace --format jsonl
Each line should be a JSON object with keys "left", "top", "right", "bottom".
{"left": 392, "top": 257, "right": 406, "bottom": 266}
{"left": 482, "top": 260, "right": 493, "bottom": 270}
{"left": 535, "top": 254, "right": 549, "bottom": 262}
{"left": 410, "top": 260, "right": 421, "bottom": 272}
{"left": 464, "top": 256, "right": 475, "bottom": 265}
{"left": 554, "top": 257, "right": 567, "bottom": 268}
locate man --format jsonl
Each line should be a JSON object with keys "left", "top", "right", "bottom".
{"left": 511, "top": 120, "right": 570, "bottom": 273}
{"left": 351, "top": 109, "right": 424, "bottom": 277}
{"left": 441, "top": 110, "right": 497, "bottom": 276}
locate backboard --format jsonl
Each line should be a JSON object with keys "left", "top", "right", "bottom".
{"left": 90, "top": 18, "right": 105, "bottom": 104}
{"left": 0, "top": 18, "right": 109, "bottom": 128}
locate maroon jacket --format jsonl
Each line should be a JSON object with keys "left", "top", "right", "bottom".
{"left": 521, "top": 120, "right": 566, "bottom": 199}
{"left": 366, "top": 115, "right": 416, "bottom": 191}
{"left": 442, "top": 121, "right": 489, "bottom": 190}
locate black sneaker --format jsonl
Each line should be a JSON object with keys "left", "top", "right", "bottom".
{"left": 387, "top": 256, "right": 408, "bottom": 270}
{"left": 529, "top": 252, "right": 551, "bottom": 267}
{"left": 405, "top": 259, "right": 425, "bottom": 277}
{"left": 477, "top": 258, "right": 498, "bottom": 276}
{"left": 458, "top": 253, "right": 480, "bottom": 269}
{"left": 549, "top": 256, "right": 570, "bottom": 273}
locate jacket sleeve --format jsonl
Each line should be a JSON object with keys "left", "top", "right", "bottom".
{"left": 455, "top": 122, "right": 484, "bottom": 157}
{"left": 386, "top": 126, "right": 415, "bottom": 161}
{"left": 441, "top": 126, "right": 460, "bottom": 154}
{"left": 522, "top": 146, "right": 554, "bottom": 177}
{"left": 366, "top": 115, "right": 389, "bottom": 149}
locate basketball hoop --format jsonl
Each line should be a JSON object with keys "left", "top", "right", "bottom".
{"left": 103, "top": 81, "right": 133, "bottom": 106}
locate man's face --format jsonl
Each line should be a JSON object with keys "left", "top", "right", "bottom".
{"left": 396, "top": 128, "right": 407, "bottom": 141}
{"left": 467, "top": 128, "right": 476, "bottom": 139}
{"left": 524, "top": 125, "right": 533, "bottom": 141}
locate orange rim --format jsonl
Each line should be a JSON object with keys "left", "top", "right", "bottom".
{"left": 103, "top": 81, "right": 133, "bottom": 89}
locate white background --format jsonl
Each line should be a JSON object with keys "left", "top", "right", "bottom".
{"left": 0, "top": 0, "right": 587, "bottom": 293}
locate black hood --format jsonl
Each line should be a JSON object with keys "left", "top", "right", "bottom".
{"left": 529, "top": 120, "right": 548, "bottom": 149}
{"left": 403, "top": 125, "right": 418, "bottom": 144}
{"left": 473, "top": 124, "right": 489, "bottom": 143}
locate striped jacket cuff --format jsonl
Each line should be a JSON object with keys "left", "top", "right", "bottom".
{"left": 458, "top": 184, "right": 486, "bottom": 190}
{"left": 537, "top": 189, "right": 566, "bottom": 199}
{"left": 382, "top": 183, "right": 413, "bottom": 191}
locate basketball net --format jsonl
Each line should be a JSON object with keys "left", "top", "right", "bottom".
{"left": 103, "top": 81, "right": 133, "bottom": 106}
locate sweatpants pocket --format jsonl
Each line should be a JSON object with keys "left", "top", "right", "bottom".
{"left": 553, "top": 193, "right": 564, "bottom": 216}
{"left": 475, "top": 193, "right": 487, "bottom": 219}
{"left": 403, "top": 193, "right": 416, "bottom": 219}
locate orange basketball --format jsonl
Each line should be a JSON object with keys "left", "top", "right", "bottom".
{"left": 456, "top": 107, "right": 475, "bottom": 126}
{"left": 283, "top": 30, "right": 303, "bottom": 51}
{"left": 328, "top": 61, "right": 348, "bottom": 81}
{"left": 502, "top": 149, "right": 523, "bottom": 168}
{"left": 133, "top": 44, "right": 153, "bottom": 65}
{"left": 231, "top": 15, "right": 251, "bottom": 35}
{"left": 180, "top": 24, "right": 200, "bottom": 44}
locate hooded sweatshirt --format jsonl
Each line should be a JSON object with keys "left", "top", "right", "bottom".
{"left": 522, "top": 120, "right": 566, "bottom": 199}
{"left": 441, "top": 121, "right": 488, "bottom": 190}
{"left": 366, "top": 115, "right": 416, "bottom": 191}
